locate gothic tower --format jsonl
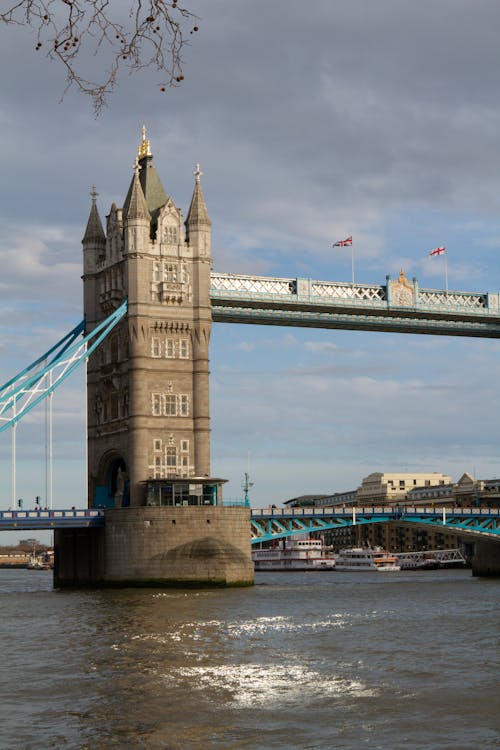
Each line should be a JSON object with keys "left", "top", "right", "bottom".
{"left": 55, "top": 129, "right": 253, "bottom": 586}
{"left": 82, "top": 129, "right": 214, "bottom": 509}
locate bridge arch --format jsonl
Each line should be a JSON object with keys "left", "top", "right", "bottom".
{"left": 249, "top": 507, "right": 500, "bottom": 544}
{"left": 93, "top": 451, "right": 129, "bottom": 508}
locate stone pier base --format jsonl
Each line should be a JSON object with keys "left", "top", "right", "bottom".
{"left": 471, "top": 540, "right": 500, "bottom": 577}
{"left": 54, "top": 506, "right": 254, "bottom": 587}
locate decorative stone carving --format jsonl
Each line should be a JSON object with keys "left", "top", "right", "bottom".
{"left": 390, "top": 269, "right": 415, "bottom": 307}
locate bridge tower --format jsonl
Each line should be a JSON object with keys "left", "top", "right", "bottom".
{"left": 55, "top": 129, "right": 253, "bottom": 587}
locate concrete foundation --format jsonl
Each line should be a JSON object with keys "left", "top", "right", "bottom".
{"left": 471, "top": 540, "right": 500, "bottom": 577}
{"left": 54, "top": 506, "right": 254, "bottom": 587}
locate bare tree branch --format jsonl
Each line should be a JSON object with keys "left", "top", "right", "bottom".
{"left": 1, "top": 0, "right": 199, "bottom": 114}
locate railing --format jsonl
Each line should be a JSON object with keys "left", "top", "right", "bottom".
{"left": 0, "top": 508, "right": 105, "bottom": 529}
{"left": 251, "top": 505, "right": 500, "bottom": 515}
{"left": 211, "top": 272, "right": 497, "bottom": 316}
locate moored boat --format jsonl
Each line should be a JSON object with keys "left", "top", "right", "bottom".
{"left": 373, "top": 551, "right": 401, "bottom": 571}
{"left": 334, "top": 546, "right": 378, "bottom": 571}
{"left": 253, "top": 538, "right": 336, "bottom": 571}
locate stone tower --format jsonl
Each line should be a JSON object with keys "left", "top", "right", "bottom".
{"left": 82, "top": 129, "right": 213, "bottom": 508}
{"left": 60, "top": 128, "right": 254, "bottom": 586}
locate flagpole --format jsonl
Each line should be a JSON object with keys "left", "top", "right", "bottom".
{"left": 351, "top": 244, "right": 355, "bottom": 285}
{"left": 444, "top": 252, "right": 448, "bottom": 296}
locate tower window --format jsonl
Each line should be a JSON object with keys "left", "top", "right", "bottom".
{"left": 152, "top": 393, "right": 162, "bottom": 416}
{"left": 165, "top": 263, "right": 178, "bottom": 282}
{"left": 166, "top": 446, "right": 177, "bottom": 468}
{"left": 164, "top": 226, "right": 178, "bottom": 244}
{"left": 179, "top": 339, "right": 189, "bottom": 359}
{"left": 151, "top": 337, "right": 161, "bottom": 357}
{"left": 165, "top": 395, "right": 177, "bottom": 416}
{"left": 166, "top": 339, "right": 176, "bottom": 358}
{"left": 179, "top": 395, "right": 189, "bottom": 416}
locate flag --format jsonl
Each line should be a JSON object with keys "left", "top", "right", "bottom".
{"left": 429, "top": 246, "right": 446, "bottom": 256}
{"left": 333, "top": 236, "right": 353, "bottom": 247}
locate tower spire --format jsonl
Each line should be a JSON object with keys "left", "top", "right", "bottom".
{"left": 138, "top": 124, "right": 152, "bottom": 160}
{"left": 124, "top": 158, "right": 150, "bottom": 221}
{"left": 82, "top": 185, "right": 106, "bottom": 243}
{"left": 186, "top": 163, "right": 211, "bottom": 228}
{"left": 123, "top": 126, "right": 167, "bottom": 235}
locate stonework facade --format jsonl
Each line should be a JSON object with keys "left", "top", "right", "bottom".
{"left": 82, "top": 132, "right": 212, "bottom": 509}
{"left": 75, "top": 130, "right": 254, "bottom": 587}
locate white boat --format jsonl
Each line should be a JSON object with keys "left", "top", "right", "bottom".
{"left": 334, "top": 546, "right": 378, "bottom": 571}
{"left": 253, "top": 538, "right": 336, "bottom": 571}
{"left": 373, "top": 551, "right": 401, "bottom": 572}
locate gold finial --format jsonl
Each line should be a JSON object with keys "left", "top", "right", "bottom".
{"left": 194, "top": 163, "right": 203, "bottom": 183}
{"left": 137, "top": 124, "right": 152, "bottom": 160}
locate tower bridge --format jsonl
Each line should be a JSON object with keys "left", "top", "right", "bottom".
{"left": 2, "top": 128, "right": 500, "bottom": 584}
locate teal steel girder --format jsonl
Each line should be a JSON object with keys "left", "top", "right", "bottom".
{"left": 0, "top": 300, "right": 128, "bottom": 431}
{"left": 250, "top": 509, "right": 500, "bottom": 544}
{"left": 211, "top": 302, "right": 500, "bottom": 338}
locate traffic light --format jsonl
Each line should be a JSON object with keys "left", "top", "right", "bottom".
{"left": 18, "top": 498, "right": 23, "bottom": 509}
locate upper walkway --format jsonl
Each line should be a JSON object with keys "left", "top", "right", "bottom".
{"left": 210, "top": 272, "right": 500, "bottom": 337}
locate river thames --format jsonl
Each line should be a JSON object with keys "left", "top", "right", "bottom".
{"left": 0, "top": 568, "right": 498, "bottom": 749}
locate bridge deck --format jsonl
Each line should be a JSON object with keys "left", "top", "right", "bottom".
{"left": 1, "top": 507, "right": 498, "bottom": 540}
{"left": 0, "top": 509, "right": 105, "bottom": 530}
{"left": 210, "top": 273, "right": 500, "bottom": 337}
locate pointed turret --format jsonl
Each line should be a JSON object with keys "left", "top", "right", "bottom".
{"left": 82, "top": 186, "right": 106, "bottom": 329}
{"left": 83, "top": 186, "right": 106, "bottom": 244}
{"left": 185, "top": 164, "right": 211, "bottom": 232}
{"left": 123, "top": 126, "right": 168, "bottom": 235}
{"left": 124, "top": 158, "right": 151, "bottom": 261}
{"left": 124, "top": 158, "right": 150, "bottom": 222}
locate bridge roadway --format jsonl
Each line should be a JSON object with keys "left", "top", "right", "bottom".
{"left": 0, "top": 506, "right": 499, "bottom": 542}
{"left": 210, "top": 272, "right": 500, "bottom": 338}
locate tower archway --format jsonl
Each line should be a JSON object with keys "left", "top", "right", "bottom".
{"left": 93, "top": 452, "right": 129, "bottom": 508}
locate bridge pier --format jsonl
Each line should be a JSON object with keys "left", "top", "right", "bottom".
{"left": 471, "top": 540, "right": 500, "bottom": 577}
{"left": 54, "top": 507, "right": 253, "bottom": 587}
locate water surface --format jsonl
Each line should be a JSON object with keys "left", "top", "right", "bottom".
{"left": 0, "top": 569, "right": 498, "bottom": 749}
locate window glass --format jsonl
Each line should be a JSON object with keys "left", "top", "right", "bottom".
{"left": 165, "top": 395, "right": 177, "bottom": 416}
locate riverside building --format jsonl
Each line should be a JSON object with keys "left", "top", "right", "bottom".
{"left": 284, "top": 469, "right": 499, "bottom": 553}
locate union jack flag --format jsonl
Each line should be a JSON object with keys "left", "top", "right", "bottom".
{"left": 333, "top": 236, "right": 353, "bottom": 247}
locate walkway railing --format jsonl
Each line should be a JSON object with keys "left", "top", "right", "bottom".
{"left": 0, "top": 508, "right": 105, "bottom": 530}
{"left": 210, "top": 272, "right": 500, "bottom": 337}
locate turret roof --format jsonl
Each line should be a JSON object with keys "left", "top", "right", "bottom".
{"left": 82, "top": 186, "right": 106, "bottom": 243}
{"left": 185, "top": 164, "right": 211, "bottom": 227}
{"left": 124, "top": 160, "right": 150, "bottom": 221}
{"left": 123, "top": 127, "right": 168, "bottom": 231}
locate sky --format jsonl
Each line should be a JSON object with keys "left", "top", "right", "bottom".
{"left": 1, "top": 0, "right": 500, "bottom": 537}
